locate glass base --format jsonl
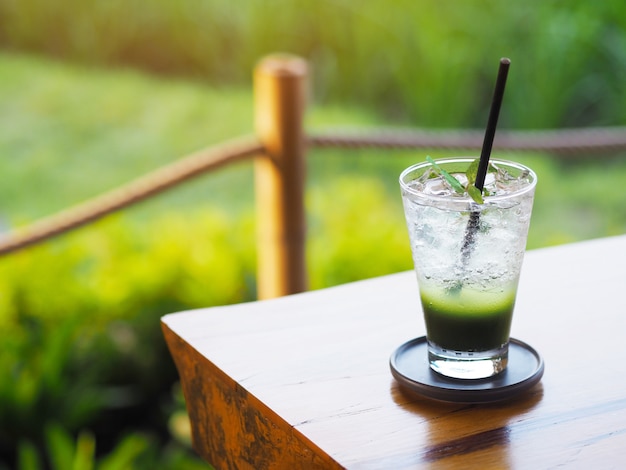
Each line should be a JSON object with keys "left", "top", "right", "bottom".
{"left": 428, "top": 341, "right": 509, "bottom": 380}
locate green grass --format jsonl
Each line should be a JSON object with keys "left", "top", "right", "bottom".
{"left": 2, "top": 51, "right": 626, "bottom": 254}
{"left": 0, "top": 53, "right": 253, "bottom": 220}
{"left": 2, "top": 1, "right": 626, "bottom": 129}
{"left": 0, "top": 52, "right": 382, "bottom": 222}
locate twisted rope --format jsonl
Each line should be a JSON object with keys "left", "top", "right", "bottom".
{"left": 308, "top": 126, "right": 626, "bottom": 155}
{"left": 0, "top": 136, "right": 263, "bottom": 255}
{"left": 1, "top": 126, "right": 625, "bottom": 256}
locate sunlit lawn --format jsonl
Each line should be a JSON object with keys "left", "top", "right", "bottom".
{"left": 1, "top": 52, "right": 626, "bottom": 252}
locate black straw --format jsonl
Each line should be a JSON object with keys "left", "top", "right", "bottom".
{"left": 460, "top": 58, "right": 511, "bottom": 265}
{"left": 475, "top": 58, "right": 510, "bottom": 191}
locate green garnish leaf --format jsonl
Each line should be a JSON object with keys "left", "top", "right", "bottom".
{"left": 467, "top": 185, "right": 484, "bottom": 204}
{"left": 465, "top": 158, "right": 480, "bottom": 186}
{"left": 464, "top": 158, "right": 490, "bottom": 204}
{"left": 426, "top": 156, "right": 465, "bottom": 195}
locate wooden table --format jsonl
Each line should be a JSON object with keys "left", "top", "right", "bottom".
{"left": 162, "top": 235, "right": 626, "bottom": 469}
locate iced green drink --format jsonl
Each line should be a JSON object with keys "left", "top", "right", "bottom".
{"left": 400, "top": 157, "right": 536, "bottom": 379}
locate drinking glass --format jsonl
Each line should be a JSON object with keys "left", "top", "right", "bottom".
{"left": 400, "top": 157, "right": 537, "bottom": 379}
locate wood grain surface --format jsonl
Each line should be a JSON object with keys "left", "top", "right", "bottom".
{"left": 162, "top": 235, "right": 626, "bottom": 469}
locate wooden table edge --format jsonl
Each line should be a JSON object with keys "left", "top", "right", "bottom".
{"left": 161, "top": 321, "right": 345, "bottom": 469}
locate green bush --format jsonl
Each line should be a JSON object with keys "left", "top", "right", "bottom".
{"left": 12, "top": 422, "right": 210, "bottom": 470}
{"left": 0, "top": 208, "right": 256, "bottom": 468}
{"left": 307, "top": 176, "right": 412, "bottom": 288}
{"left": 2, "top": 1, "right": 626, "bottom": 128}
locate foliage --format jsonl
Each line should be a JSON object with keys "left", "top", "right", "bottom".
{"left": 0, "top": 52, "right": 378, "bottom": 223}
{"left": 2, "top": 1, "right": 626, "bottom": 129}
{"left": 0, "top": 209, "right": 255, "bottom": 468}
{"left": 0, "top": 52, "right": 255, "bottom": 221}
{"left": 10, "top": 422, "right": 210, "bottom": 470}
{"left": 307, "top": 176, "right": 412, "bottom": 288}
{"left": 2, "top": 27, "right": 626, "bottom": 466}
{"left": 2, "top": 51, "right": 626, "bottom": 254}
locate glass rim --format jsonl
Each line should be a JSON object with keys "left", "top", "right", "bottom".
{"left": 399, "top": 157, "right": 537, "bottom": 203}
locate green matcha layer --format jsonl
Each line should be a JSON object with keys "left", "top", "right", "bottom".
{"left": 421, "top": 286, "right": 516, "bottom": 352}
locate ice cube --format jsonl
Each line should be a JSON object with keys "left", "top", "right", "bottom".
{"left": 491, "top": 164, "right": 531, "bottom": 195}
{"left": 451, "top": 172, "right": 469, "bottom": 188}
{"left": 416, "top": 167, "right": 435, "bottom": 184}
{"left": 422, "top": 176, "right": 454, "bottom": 196}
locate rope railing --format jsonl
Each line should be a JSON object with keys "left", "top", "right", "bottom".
{"left": 0, "top": 136, "right": 262, "bottom": 256}
{"left": 1, "top": 125, "right": 624, "bottom": 257}
{"left": 308, "top": 126, "right": 626, "bottom": 155}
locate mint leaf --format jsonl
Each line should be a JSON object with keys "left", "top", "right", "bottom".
{"left": 467, "top": 185, "right": 484, "bottom": 204}
{"left": 464, "top": 158, "right": 490, "bottom": 204}
{"left": 426, "top": 156, "right": 465, "bottom": 195}
{"left": 465, "top": 158, "right": 480, "bottom": 186}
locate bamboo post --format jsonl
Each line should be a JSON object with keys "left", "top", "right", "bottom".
{"left": 254, "top": 54, "right": 308, "bottom": 299}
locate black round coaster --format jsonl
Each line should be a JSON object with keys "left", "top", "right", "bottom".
{"left": 389, "top": 336, "right": 544, "bottom": 404}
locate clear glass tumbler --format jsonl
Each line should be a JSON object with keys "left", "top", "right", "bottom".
{"left": 400, "top": 157, "right": 537, "bottom": 379}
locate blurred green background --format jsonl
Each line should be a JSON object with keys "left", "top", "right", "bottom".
{"left": 1, "top": 1, "right": 626, "bottom": 468}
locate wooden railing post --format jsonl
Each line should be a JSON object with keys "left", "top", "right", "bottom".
{"left": 254, "top": 54, "right": 308, "bottom": 299}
